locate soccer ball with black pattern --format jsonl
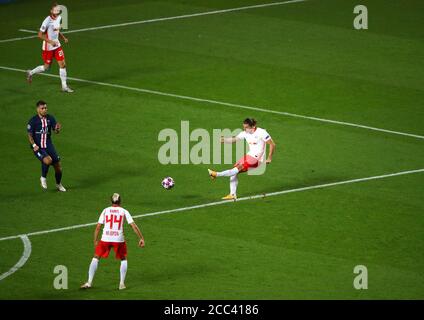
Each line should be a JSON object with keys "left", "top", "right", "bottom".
{"left": 161, "top": 177, "right": 175, "bottom": 190}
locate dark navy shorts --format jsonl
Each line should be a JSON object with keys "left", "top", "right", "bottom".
{"left": 33, "top": 145, "right": 60, "bottom": 163}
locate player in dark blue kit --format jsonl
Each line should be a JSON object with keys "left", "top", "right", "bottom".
{"left": 27, "top": 100, "right": 66, "bottom": 192}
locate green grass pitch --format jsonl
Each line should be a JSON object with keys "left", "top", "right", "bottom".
{"left": 0, "top": 0, "right": 423, "bottom": 299}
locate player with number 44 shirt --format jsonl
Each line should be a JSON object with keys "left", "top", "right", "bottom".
{"left": 81, "top": 193, "right": 145, "bottom": 290}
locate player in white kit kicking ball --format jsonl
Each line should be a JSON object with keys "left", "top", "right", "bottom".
{"left": 26, "top": 3, "right": 73, "bottom": 92}
{"left": 208, "top": 118, "right": 276, "bottom": 200}
{"left": 81, "top": 193, "right": 145, "bottom": 290}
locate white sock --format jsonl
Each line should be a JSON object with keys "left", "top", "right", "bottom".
{"left": 88, "top": 258, "right": 99, "bottom": 285}
{"left": 30, "top": 65, "right": 45, "bottom": 75}
{"left": 216, "top": 167, "right": 239, "bottom": 177}
{"left": 230, "top": 175, "right": 238, "bottom": 196}
{"left": 59, "top": 68, "right": 67, "bottom": 88}
{"left": 120, "top": 260, "right": 128, "bottom": 284}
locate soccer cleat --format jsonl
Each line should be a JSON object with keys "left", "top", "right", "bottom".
{"left": 222, "top": 194, "right": 237, "bottom": 201}
{"left": 56, "top": 183, "right": 67, "bottom": 192}
{"left": 40, "top": 177, "right": 47, "bottom": 190}
{"left": 119, "top": 283, "right": 126, "bottom": 290}
{"left": 208, "top": 169, "right": 217, "bottom": 180}
{"left": 80, "top": 282, "right": 91, "bottom": 289}
{"left": 26, "top": 70, "right": 33, "bottom": 84}
{"left": 62, "top": 86, "right": 74, "bottom": 93}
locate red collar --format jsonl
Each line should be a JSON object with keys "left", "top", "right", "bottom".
{"left": 112, "top": 204, "right": 120, "bottom": 207}
{"left": 50, "top": 15, "right": 57, "bottom": 20}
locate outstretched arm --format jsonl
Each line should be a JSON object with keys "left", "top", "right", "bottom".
{"left": 220, "top": 136, "right": 237, "bottom": 143}
{"left": 265, "top": 139, "right": 276, "bottom": 164}
{"left": 130, "top": 222, "right": 145, "bottom": 247}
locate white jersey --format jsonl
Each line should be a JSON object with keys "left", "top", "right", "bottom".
{"left": 98, "top": 206, "right": 134, "bottom": 243}
{"left": 236, "top": 127, "right": 271, "bottom": 161}
{"left": 40, "top": 15, "right": 62, "bottom": 51}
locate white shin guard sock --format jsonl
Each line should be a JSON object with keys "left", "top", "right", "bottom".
{"left": 120, "top": 260, "right": 128, "bottom": 284}
{"left": 230, "top": 175, "right": 238, "bottom": 196}
{"left": 59, "top": 68, "right": 67, "bottom": 88}
{"left": 88, "top": 258, "right": 99, "bottom": 285}
{"left": 217, "top": 167, "right": 239, "bottom": 177}
{"left": 30, "top": 65, "right": 45, "bottom": 75}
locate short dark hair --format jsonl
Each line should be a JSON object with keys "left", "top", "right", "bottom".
{"left": 243, "top": 118, "right": 257, "bottom": 127}
{"left": 36, "top": 100, "right": 47, "bottom": 107}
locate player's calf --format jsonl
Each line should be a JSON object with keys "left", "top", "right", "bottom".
{"left": 58, "top": 60, "right": 74, "bottom": 93}
{"left": 53, "top": 161, "right": 66, "bottom": 192}
{"left": 119, "top": 259, "right": 128, "bottom": 290}
{"left": 27, "top": 64, "right": 50, "bottom": 84}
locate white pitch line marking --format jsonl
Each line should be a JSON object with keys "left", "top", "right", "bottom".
{"left": 1, "top": 65, "right": 423, "bottom": 140}
{"left": 0, "top": 235, "right": 32, "bottom": 281}
{"left": 0, "top": 168, "right": 423, "bottom": 242}
{"left": 18, "top": 29, "right": 37, "bottom": 34}
{"left": 1, "top": 0, "right": 307, "bottom": 43}
{"left": 0, "top": 35, "right": 38, "bottom": 43}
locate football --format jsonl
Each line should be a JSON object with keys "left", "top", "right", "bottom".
{"left": 161, "top": 177, "right": 175, "bottom": 190}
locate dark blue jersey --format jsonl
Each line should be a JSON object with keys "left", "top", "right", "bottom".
{"left": 27, "top": 114, "right": 57, "bottom": 149}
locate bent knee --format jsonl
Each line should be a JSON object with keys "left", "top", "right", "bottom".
{"left": 43, "top": 157, "right": 52, "bottom": 165}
